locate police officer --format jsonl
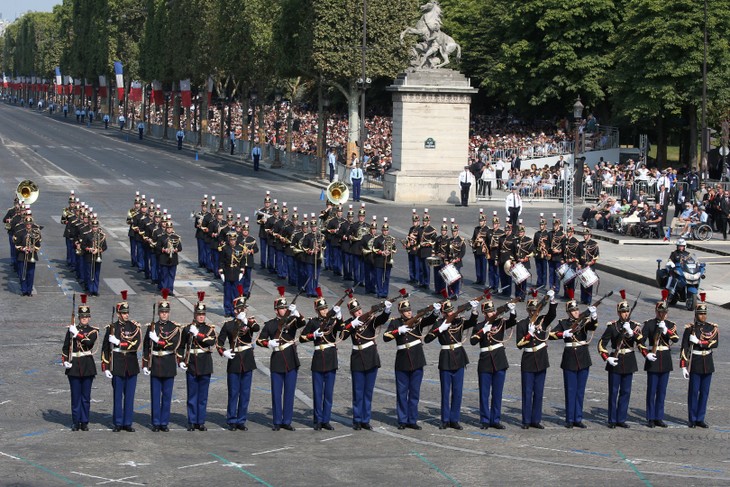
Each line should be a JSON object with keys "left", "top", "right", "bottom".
{"left": 176, "top": 127, "right": 184, "bottom": 149}
{"left": 62, "top": 294, "right": 99, "bottom": 431}
{"left": 101, "top": 291, "right": 141, "bottom": 432}
{"left": 180, "top": 293, "right": 217, "bottom": 431}
{"left": 471, "top": 210, "right": 488, "bottom": 286}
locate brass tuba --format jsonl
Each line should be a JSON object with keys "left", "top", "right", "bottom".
{"left": 16, "top": 180, "right": 39, "bottom": 205}
{"left": 325, "top": 181, "right": 349, "bottom": 205}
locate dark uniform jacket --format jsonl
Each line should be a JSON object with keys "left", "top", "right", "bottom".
{"left": 638, "top": 318, "right": 678, "bottom": 373}
{"left": 348, "top": 220, "right": 367, "bottom": 256}
{"left": 578, "top": 239, "right": 599, "bottom": 267}
{"left": 533, "top": 229, "right": 550, "bottom": 260}
{"left": 217, "top": 318, "right": 260, "bottom": 374}
{"left": 13, "top": 226, "right": 41, "bottom": 262}
{"left": 471, "top": 225, "right": 488, "bottom": 257}
{"left": 300, "top": 232, "right": 323, "bottom": 265}
{"left": 383, "top": 312, "right": 438, "bottom": 371}
{"left": 550, "top": 315, "right": 598, "bottom": 371}
{"left": 219, "top": 243, "right": 245, "bottom": 280}
{"left": 240, "top": 235, "right": 259, "bottom": 267}
{"left": 512, "top": 235, "right": 534, "bottom": 269}
{"left": 101, "top": 319, "right": 141, "bottom": 377}
{"left": 338, "top": 219, "right": 353, "bottom": 254}
{"left": 563, "top": 235, "right": 581, "bottom": 264}
{"left": 516, "top": 302, "right": 558, "bottom": 373}
{"left": 327, "top": 216, "right": 343, "bottom": 248}
{"left": 158, "top": 232, "right": 182, "bottom": 266}
{"left": 487, "top": 227, "right": 505, "bottom": 263}
{"left": 548, "top": 229, "right": 564, "bottom": 263}
{"left": 470, "top": 312, "right": 517, "bottom": 373}
{"left": 194, "top": 210, "right": 207, "bottom": 240}
{"left": 597, "top": 320, "right": 644, "bottom": 373}
{"left": 142, "top": 320, "right": 182, "bottom": 378}
{"left": 256, "top": 206, "right": 270, "bottom": 240}
{"left": 425, "top": 310, "right": 478, "bottom": 370}
{"left": 341, "top": 310, "right": 392, "bottom": 372}
{"left": 679, "top": 321, "right": 718, "bottom": 374}
{"left": 418, "top": 224, "right": 437, "bottom": 259}
{"left": 62, "top": 323, "right": 99, "bottom": 377}
{"left": 179, "top": 321, "right": 217, "bottom": 376}
{"left": 372, "top": 235, "right": 396, "bottom": 268}
{"left": 81, "top": 230, "right": 108, "bottom": 263}
{"left": 257, "top": 314, "right": 307, "bottom": 373}
{"left": 300, "top": 315, "right": 344, "bottom": 372}
{"left": 131, "top": 211, "right": 149, "bottom": 242}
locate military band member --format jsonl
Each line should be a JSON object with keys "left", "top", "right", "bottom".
{"left": 373, "top": 218, "right": 396, "bottom": 299}
{"left": 320, "top": 200, "right": 335, "bottom": 271}
{"left": 278, "top": 208, "right": 296, "bottom": 286}
{"left": 193, "top": 195, "right": 209, "bottom": 268}
{"left": 101, "top": 291, "right": 141, "bottom": 432}
{"left": 549, "top": 289, "right": 597, "bottom": 428}
{"left": 62, "top": 294, "right": 99, "bottom": 431}
{"left": 73, "top": 207, "right": 90, "bottom": 282}
{"left": 680, "top": 293, "right": 718, "bottom": 428}
{"left": 207, "top": 205, "right": 226, "bottom": 275}
{"left": 131, "top": 198, "right": 150, "bottom": 273}
{"left": 256, "top": 290, "right": 306, "bottom": 431}
{"left": 158, "top": 220, "right": 182, "bottom": 294}
{"left": 383, "top": 299, "right": 438, "bottom": 430}
{"left": 14, "top": 214, "right": 41, "bottom": 296}
{"left": 425, "top": 299, "right": 479, "bottom": 430}
{"left": 471, "top": 210, "right": 488, "bottom": 286}
{"left": 126, "top": 192, "right": 140, "bottom": 267}
{"left": 81, "top": 217, "right": 107, "bottom": 296}
{"left": 180, "top": 292, "right": 217, "bottom": 431}
{"left": 4, "top": 197, "right": 20, "bottom": 266}
{"left": 511, "top": 222, "right": 534, "bottom": 301}
{"left": 577, "top": 225, "right": 599, "bottom": 305}
{"left": 326, "top": 205, "right": 344, "bottom": 276}
{"left": 300, "top": 289, "right": 344, "bottom": 430}
{"left": 562, "top": 223, "right": 581, "bottom": 299}
{"left": 597, "top": 290, "right": 643, "bottom": 428}
{"left": 219, "top": 231, "right": 245, "bottom": 318}
{"left": 11, "top": 204, "right": 31, "bottom": 274}
{"left": 218, "top": 291, "right": 259, "bottom": 431}
{"left": 516, "top": 289, "right": 557, "bottom": 429}
{"left": 142, "top": 290, "right": 182, "bottom": 432}
{"left": 638, "top": 290, "right": 678, "bottom": 428}
{"left": 349, "top": 206, "right": 367, "bottom": 287}
{"left": 497, "top": 224, "right": 513, "bottom": 297}
{"left": 256, "top": 191, "right": 272, "bottom": 270}
{"left": 274, "top": 203, "right": 290, "bottom": 280}
{"left": 470, "top": 295, "right": 517, "bottom": 429}
{"left": 62, "top": 191, "right": 77, "bottom": 267}
{"left": 533, "top": 214, "right": 550, "bottom": 289}
{"left": 300, "top": 216, "right": 324, "bottom": 297}
{"left": 486, "top": 211, "right": 504, "bottom": 291}
{"left": 264, "top": 201, "right": 279, "bottom": 273}
{"left": 145, "top": 208, "right": 163, "bottom": 283}
{"left": 290, "top": 212, "right": 306, "bottom": 290}
{"left": 200, "top": 196, "right": 217, "bottom": 271}
{"left": 239, "top": 217, "right": 259, "bottom": 295}
{"left": 448, "top": 221, "right": 466, "bottom": 298}
{"left": 361, "top": 217, "right": 378, "bottom": 295}
{"left": 548, "top": 214, "right": 564, "bottom": 294}
{"left": 417, "top": 210, "right": 437, "bottom": 290}
{"left": 405, "top": 209, "right": 421, "bottom": 284}
{"left": 341, "top": 297, "right": 392, "bottom": 430}
{"left": 338, "top": 205, "right": 355, "bottom": 281}
{"left": 433, "top": 218, "right": 450, "bottom": 296}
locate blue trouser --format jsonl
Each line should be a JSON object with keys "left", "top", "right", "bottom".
{"left": 364, "top": 262, "right": 376, "bottom": 294}
{"left": 277, "top": 249, "right": 287, "bottom": 279}
{"left": 408, "top": 253, "right": 419, "bottom": 282}
{"left": 305, "top": 263, "right": 319, "bottom": 296}
{"left": 312, "top": 370, "right": 336, "bottom": 424}
{"left": 534, "top": 257, "right": 548, "bottom": 288}
{"left": 688, "top": 372, "right": 712, "bottom": 423}
{"left": 330, "top": 246, "right": 342, "bottom": 274}
{"left": 253, "top": 154, "right": 260, "bottom": 171}
{"left": 286, "top": 255, "right": 296, "bottom": 286}
{"left": 449, "top": 266, "right": 462, "bottom": 297}
{"left": 395, "top": 368, "right": 424, "bottom": 424}
{"left": 563, "top": 368, "right": 589, "bottom": 424}
{"left": 66, "top": 238, "right": 74, "bottom": 266}
{"left": 499, "top": 268, "right": 511, "bottom": 297}
{"left": 353, "top": 255, "right": 364, "bottom": 285}
{"left": 186, "top": 373, "right": 211, "bottom": 425}
{"left": 196, "top": 238, "right": 206, "bottom": 266}
{"left": 434, "top": 265, "right": 446, "bottom": 295}
{"left": 418, "top": 257, "right": 430, "bottom": 288}
{"left": 9, "top": 233, "right": 17, "bottom": 270}
{"left": 112, "top": 374, "right": 137, "bottom": 426}
{"left": 18, "top": 260, "right": 36, "bottom": 294}
{"left": 209, "top": 248, "right": 220, "bottom": 275}
{"left": 68, "top": 375, "right": 93, "bottom": 424}
{"left": 129, "top": 236, "right": 136, "bottom": 265}
{"left": 135, "top": 241, "right": 145, "bottom": 270}
{"left": 75, "top": 253, "right": 83, "bottom": 280}
{"left": 201, "top": 242, "right": 210, "bottom": 270}
{"left": 352, "top": 178, "right": 362, "bottom": 201}
{"left": 149, "top": 253, "right": 158, "bottom": 282}
{"left": 241, "top": 266, "right": 252, "bottom": 295}
{"left": 159, "top": 265, "right": 176, "bottom": 293}
{"left": 488, "top": 259, "right": 500, "bottom": 290}
{"left": 266, "top": 244, "right": 276, "bottom": 271}
{"left": 548, "top": 260, "right": 561, "bottom": 293}
{"left": 227, "top": 371, "right": 253, "bottom": 425}
{"left": 259, "top": 238, "right": 267, "bottom": 268}
{"left": 521, "top": 369, "right": 546, "bottom": 425}
{"left": 515, "top": 280, "right": 526, "bottom": 300}
{"left": 324, "top": 242, "right": 332, "bottom": 270}
{"left": 223, "top": 280, "right": 238, "bottom": 316}
{"left": 646, "top": 371, "right": 669, "bottom": 421}
{"left": 86, "top": 260, "right": 101, "bottom": 294}
{"left": 607, "top": 371, "right": 633, "bottom": 424}
{"left": 474, "top": 254, "right": 487, "bottom": 284}
{"left": 478, "top": 369, "right": 506, "bottom": 425}
{"left": 297, "top": 260, "right": 306, "bottom": 290}
{"left": 343, "top": 252, "right": 353, "bottom": 280}
{"left": 580, "top": 283, "right": 593, "bottom": 305}
{"left": 352, "top": 368, "right": 378, "bottom": 424}
{"left": 150, "top": 376, "right": 174, "bottom": 426}
{"left": 270, "top": 369, "right": 297, "bottom": 426}
{"left": 439, "top": 368, "right": 465, "bottom": 423}
{"left": 375, "top": 266, "right": 391, "bottom": 298}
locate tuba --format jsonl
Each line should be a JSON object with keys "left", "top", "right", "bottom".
{"left": 326, "top": 181, "right": 349, "bottom": 205}
{"left": 16, "top": 180, "right": 39, "bottom": 206}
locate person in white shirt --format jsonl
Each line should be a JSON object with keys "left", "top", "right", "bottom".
{"left": 350, "top": 162, "right": 364, "bottom": 202}
{"left": 327, "top": 148, "right": 337, "bottom": 182}
{"left": 176, "top": 128, "right": 185, "bottom": 150}
{"left": 458, "top": 165, "right": 475, "bottom": 207}
{"left": 494, "top": 159, "right": 505, "bottom": 189}
{"left": 137, "top": 120, "right": 145, "bottom": 140}
{"left": 505, "top": 187, "right": 522, "bottom": 225}
{"left": 482, "top": 163, "right": 496, "bottom": 199}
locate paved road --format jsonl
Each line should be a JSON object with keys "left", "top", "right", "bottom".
{"left": 1, "top": 103, "right": 728, "bottom": 486}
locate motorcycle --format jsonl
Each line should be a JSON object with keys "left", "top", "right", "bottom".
{"left": 655, "top": 254, "right": 706, "bottom": 310}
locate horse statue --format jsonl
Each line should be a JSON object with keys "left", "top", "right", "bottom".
{"left": 399, "top": 1, "right": 461, "bottom": 70}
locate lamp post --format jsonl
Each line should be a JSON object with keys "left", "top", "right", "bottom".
{"left": 563, "top": 95, "right": 584, "bottom": 227}
{"left": 249, "top": 89, "right": 257, "bottom": 160}
{"left": 272, "top": 89, "right": 282, "bottom": 167}
{"left": 321, "top": 96, "right": 330, "bottom": 180}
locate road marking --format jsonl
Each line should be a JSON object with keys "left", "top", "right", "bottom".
{"left": 93, "top": 178, "right": 110, "bottom": 185}
{"left": 167, "top": 181, "right": 183, "bottom": 187}
{"left": 104, "top": 278, "right": 136, "bottom": 296}
{"left": 71, "top": 472, "right": 143, "bottom": 486}
{"left": 0, "top": 451, "right": 83, "bottom": 486}
{"left": 430, "top": 433, "right": 479, "bottom": 441}
{"left": 178, "top": 461, "right": 218, "bottom": 469}
{"left": 118, "top": 179, "right": 134, "bottom": 186}
{"left": 190, "top": 181, "right": 205, "bottom": 188}
{"left": 617, "top": 450, "right": 653, "bottom": 487}
{"left": 251, "top": 446, "right": 292, "bottom": 456}
{"left": 320, "top": 433, "right": 353, "bottom": 442}
{"left": 208, "top": 453, "right": 271, "bottom": 486}
{"left": 140, "top": 179, "right": 159, "bottom": 186}
{"left": 411, "top": 451, "right": 462, "bottom": 487}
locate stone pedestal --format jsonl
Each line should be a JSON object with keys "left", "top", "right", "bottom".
{"left": 383, "top": 69, "right": 478, "bottom": 203}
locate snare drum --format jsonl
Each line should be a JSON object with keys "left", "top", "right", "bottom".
{"left": 557, "top": 263, "right": 577, "bottom": 284}
{"left": 426, "top": 256, "right": 444, "bottom": 267}
{"left": 439, "top": 263, "right": 461, "bottom": 286}
{"left": 578, "top": 266, "right": 598, "bottom": 287}
{"left": 508, "top": 262, "right": 531, "bottom": 284}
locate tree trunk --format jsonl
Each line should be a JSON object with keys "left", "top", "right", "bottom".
{"left": 688, "top": 104, "right": 698, "bottom": 171}
{"left": 172, "top": 81, "right": 180, "bottom": 130}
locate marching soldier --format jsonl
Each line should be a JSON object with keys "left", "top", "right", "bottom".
{"left": 62, "top": 294, "right": 99, "bottom": 431}
{"left": 193, "top": 196, "right": 208, "bottom": 268}
{"left": 405, "top": 209, "right": 420, "bottom": 285}
{"left": 158, "top": 219, "right": 182, "bottom": 295}
{"left": 290, "top": 212, "right": 306, "bottom": 290}
{"left": 326, "top": 205, "right": 344, "bottom": 276}
{"left": 219, "top": 230, "right": 245, "bottom": 318}
{"left": 131, "top": 197, "right": 150, "bottom": 274}
{"left": 548, "top": 214, "right": 564, "bottom": 294}
{"left": 179, "top": 292, "right": 217, "bottom": 431}
{"left": 348, "top": 205, "right": 367, "bottom": 288}
{"left": 470, "top": 295, "right": 517, "bottom": 429}
{"left": 14, "top": 214, "right": 41, "bottom": 296}
{"left": 417, "top": 210, "right": 437, "bottom": 290}
{"left": 239, "top": 217, "right": 259, "bottom": 296}
{"left": 448, "top": 220, "right": 466, "bottom": 298}
{"left": 533, "top": 214, "right": 550, "bottom": 289}
{"left": 299, "top": 289, "right": 344, "bottom": 430}
{"left": 577, "top": 225, "right": 599, "bottom": 305}
{"left": 320, "top": 200, "right": 335, "bottom": 271}
{"left": 256, "top": 289, "right": 306, "bottom": 431}
{"left": 497, "top": 224, "right": 514, "bottom": 298}
{"left": 264, "top": 201, "right": 280, "bottom": 273}
{"left": 300, "top": 216, "right": 324, "bottom": 297}
{"left": 341, "top": 296, "right": 393, "bottom": 430}
{"left": 549, "top": 289, "right": 597, "bottom": 428}
{"left": 486, "top": 211, "right": 504, "bottom": 292}
{"left": 62, "top": 191, "right": 77, "bottom": 267}
{"left": 680, "top": 293, "right": 718, "bottom": 428}
{"left": 515, "top": 289, "right": 557, "bottom": 429}
{"left": 73, "top": 207, "right": 90, "bottom": 283}
{"left": 339, "top": 205, "right": 355, "bottom": 281}
{"left": 562, "top": 223, "right": 581, "bottom": 299}
{"left": 638, "top": 290, "right": 678, "bottom": 428}
{"left": 81, "top": 217, "right": 107, "bottom": 296}
{"left": 208, "top": 204, "right": 226, "bottom": 275}
{"left": 101, "top": 291, "right": 141, "bottom": 432}
{"left": 145, "top": 208, "right": 164, "bottom": 284}
{"left": 200, "top": 196, "right": 217, "bottom": 271}
{"left": 425, "top": 298, "right": 480, "bottom": 430}
{"left": 433, "top": 218, "right": 450, "bottom": 297}
{"left": 597, "top": 290, "right": 643, "bottom": 428}
{"left": 273, "top": 203, "right": 289, "bottom": 280}
{"left": 280, "top": 209, "right": 298, "bottom": 287}
{"left": 126, "top": 192, "right": 140, "bottom": 267}
{"left": 217, "top": 289, "right": 259, "bottom": 431}
{"left": 383, "top": 299, "right": 438, "bottom": 430}
{"left": 256, "top": 191, "right": 272, "bottom": 270}
{"left": 372, "top": 218, "right": 396, "bottom": 299}
{"left": 361, "top": 217, "right": 378, "bottom": 295}
{"left": 5, "top": 198, "right": 23, "bottom": 270}
{"left": 511, "top": 222, "right": 534, "bottom": 301}
{"left": 471, "top": 210, "right": 488, "bottom": 286}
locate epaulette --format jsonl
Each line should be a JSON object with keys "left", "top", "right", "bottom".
{"left": 131, "top": 320, "right": 142, "bottom": 326}
{"left": 685, "top": 323, "right": 693, "bottom": 329}
{"left": 90, "top": 325, "right": 99, "bottom": 331}
{"left": 172, "top": 321, "right": 183, "bottom": 328}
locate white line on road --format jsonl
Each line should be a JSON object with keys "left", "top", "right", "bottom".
{"left": 429, "top": 433, "right": 479, "bottom": 441}
{"left": 118, "top": 179, "right": 134, "bottom": 186}
{"left": 104, "top": 278, "right": 136, "bottom": 296}
{"left": 93, "top": 178, "right": 110, "bottom": 185}
{"left": 140, "top": 179, "right": 159, "bottom": 186}
{"left": 167, "top": 181, "right": 183, "bottom": 187}
{"left": 320, "top": 434, "right": 353, "bottom": 442}
{"left": 251, "top": 446, "right": 292, "bottom": 456}
{"left": 178, "top": 461, "right": 219, "bottom": 469}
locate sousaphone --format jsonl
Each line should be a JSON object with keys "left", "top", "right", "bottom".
{"left": 17, "top": 180, "right": 39, "bottom": 205}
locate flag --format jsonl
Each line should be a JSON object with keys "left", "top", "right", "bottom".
{"left": 98, "top": 75, "right": 107, "bottom": 98}
{"left": 74, "top": 78, "right": 81, "bottom": 96}
{"left": 114, "top": 61, "right": 124, "bottom": 100}
{"left": 65, "top": 75, "right": 73, "bottom": 96}
{"left": 151, "top": 80, "right": 163, "bottom": 106}
{"left": 179, "top": 79, "right": 191, "bottom": 107}
{"left": 129, "top": 80, "right": 142, "bottom": 102}
{"left": 84, "top": 79, "right": 92, "bottom": 98}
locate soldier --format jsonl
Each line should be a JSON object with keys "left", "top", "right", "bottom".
{"left": 158, "top": 219, "right": 182, "bottom": 295}
{"left": 383, "top": 299, "right": 438, "bottom": 430}
{"left": 341, "top": 296, "right": 392, "bottom": 430}
{"left": 549, "top": 289, "right": 598, "bottom": 428}
{"left": 533, "top": 214, "right": 550, "bottom": 289}
{"left": 4, "top": 198, "right": 21, "bottom": 269}
{"left": 417, "top": 210, "right": 437, "bottom": 290}
{"left": 597, "top": 290, "right": 643, "bottom": 428}
{"left": 208, "top": 204, "right": 226, "bottom": 275}
{"left": 497, "top": 224, "right": 514, "bottom": 298}
{"left": 680, "top": 293, "right": 718, "bottom": 428}
{"left": 433, "top": 218, "right": 450, "bottom": 297}
{"left": 361, "top": 217, "right": 378, "bottom": 295}
{"left": 425, "top": 298, "right": 480, "bottom": 430}
{"left": 405, "top": 209, "right": 421, "bottom": 285}
{"left": 101, "top": 291, "right": 141, "bottom": 432}
{"left": 577, "top": 225, "right": 600, "bottom": 305}
{"left": 131, "top": 198, "right": 150, "bottom": 273}
{"left": 372, "top": 218, "right": 396, "bottom": 299}
{"left": 273, "top": 203, "right": 290, "bottom": 280}
{"left": 326, "top": 205, "right": 344, "bottom": 276}
{"left": 62, "top": 294, "right": 99, "bottom": 431}
{"left": 471, "top": 210, "right": 488, "bottom": 286}
{"left": 239, "top": 217, "right": 259, "bottom": 296}
{"left": 548, "top": 214, "right": 564, "bottom": 294}
{"left": 290, "top": 211, "right": 306, "bottom": 290}
{"left": 13, "top": 214, "right": 41, "bottom": 296}
{"left": 264, "top": 200, "right": 280, "bottom": 274}
{"left": 515, "top": 289, "right": 557, "bottom": 429}
{"left": 61, "top": 191, "right": 77, "bottom": 267}
{"left": 142, "top": 290, "right": 182, "bottom": 432}
{"left": 299, "top": 289, "right": 344, "bottom": 430}
{"left": 448, "top": 220, "right": 466, "bottom": 298}
{"left": 349, "top": 205, "right": 367, "bottom": 288}
{"left": 145, "top": 207, "right": 164, "bottom": 284}
{"left": 470, "top": 294, "right": 517, "bottom": 429}
{"left": 81, "top": 217, "right": 107, "bottom": 296}
{"left": 73, "top": 206, "right": 91, "bottom": 283}
{"left": 300, "top": 215, "right": 324, "bottom": 297}
{"left": 339, "top": 205, "right": 355, "bottom": 281}
{"left": 200, "top": 196, "right": 217, "bottom": 271}
{"left": 194, "top": 196, "right": 208, "bottom": 268}
{"left": 320, "top": 200, "right": 335, "bottom": 271}
{"left": 256, "top": 289, "right": 306, "bottom": 431}
{"left": 638, "top": 290, "right": 678, "bottom": 428}
{"left": 218, "top": 290, "right": 259, "bottom": 431}
{"left": 486, "top": 211, "right": 504, "bottom": 292}
{"left": 178, "top": 292, "right": 217, "bottom": 431}
{"left": 256, "top": 192, "right": 272, "bottom": 270}
{"left": 562, "top": 223, "right": 581, "bottom": 299}
{"left": 126, "top": 193, "right": 140, "bottom": 267}
{"left": 511, "top": 221, "right": 533, "bottom": 301}
{"left": 219, "top": 230, "right": 245, "bottom": 318}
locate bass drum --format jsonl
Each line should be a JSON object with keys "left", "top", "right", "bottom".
{"left": 439, "top": 263, "right": 461, "bottom": 286}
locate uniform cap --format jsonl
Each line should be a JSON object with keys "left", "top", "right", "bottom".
{"left": 526, "top": 289, "right": 539, "bottom": 310}
{"left": 382, "top": 216, "right": 389, "bottom": 230}
{"left": 78, "top": 293, "right": 91, "bottom": 317}
{"left": 566, "top": 288, "right": 579, "bottom": 312}
{"left": 412, "top": 209, "right": 419, "bottom": 222}
{"left": 442, "top": 299, "right": 454, "bottom": 313}
{"left": 423, "top": 209, "right": 430, "bottom": 221}
{"left": 264, "top": 191, "right": 271, "bottom": 203}
{"left": 158, "top": 288, "right": 171, "bottom": 311}
{"left": 398, "top": 300, "right": 411, "bottom": 312}
{"left": 441, "top": 217, "right": 448, "bottom": 231}
{"left": 117, "top": 290, "right": 130, "bottom": 314}
{"left": 479, "top": 209, "right": 486, "bottom": 222}
{"left": 347, "top": 298, "right": 362, "bottom": 314}
{"left": 617, "top": 289, "right": 630, "bottom": 312}
{"left": 656, "top": 289, "right": 669, "bottom": 311}
{"left": 314, "top": 287, "right": 327, "bottom": 310}
{"left": 370, "top": 216, "right": 378, "bottom": 230}
{"left": 492, "top": 210, "right": 499, "bottom": 224}
{"left": 696, "top": 292, "right": 707, "bottom": 314}
{"left": 275, "top": 286, "right": 288, "bottom": 309}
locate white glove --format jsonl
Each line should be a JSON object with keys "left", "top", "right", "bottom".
{"left": 481, "top": 323, "right": 492, "bottom": 334}
{"left": 433, "top": 303, "right": 441, "bottom": 312}
{"left": 689, "top": 334, "right": 700, "bottom": 345}
{"left": 607, "top": 357, "right": 619, "bottom": 367}
{"left": 470, "top": 300, "right": 479, "bottom": 309}
{"left": 658, "top": 322, "right": 668, "bottom": 335}
{"left": 289, "top": 304, "right": 300, "bottom": 317}
{"left": 562, "top": 329, "right": 573, "bottom": 339}
{"left": 332, "top": 305, "right": 341, "bottom": 314}
{"left": 437, "top": 321, "right": 449, "bottom": 333}
{"left": 223, "top": 350, "right": 235, "bottom": 360}
{"left": 646, "top": 353, "right": 657, "bottom": 362}
{"left": 238, "top": 273, "right": 243, "bottom": 281}
{"left": 397, "top": 325, "right": 411, "bottom": 335}
{"left": 622, "top": 322, "right": 633, "bottom": 336}
{"left": 148, "top": 330, "right": 160, "bottom": 344}
{"left": 336, "top": 310, "right": 342, "bottom": 320}
{"left": 179, "top": 363, "right": 188, "bottom": 371}
{"left": 547, "top": 290, "right": 555, "bottom": 299}
{"left": 236, "top": 312, "right": 248, "bottom": 324}
{"left": 219, "top": 273, "right": 225, "bottom": 282}
{"left": 528, "top": 323, "right": 536, "bottom": 336}
{"left": 268, "top": 339, "right": 280, "bottom": 349}
{"left": 143, "top": 367, "right": 151, "bottom": 376}
{"left": 507, "top": 302, "right": 516, "bottom": 314}
{"left": 104, "top": 370, "right": 113, "bottom": 379}
{"left": 189, "top": 325, "right": 200, "bottom": 336}
{"left": 383, "top": 301, "right": 392, "bottom": 312}
{"left": 108, "top": 335, "right": 121, "bottom": 346}
{"left": 313, "top": 329, "right": 324, "bottom": 339}
{"left": 682, "top": 367, "right": 689, "bottom": 379}
{"left": 63, "top": 361, "right": 73, "bottom": 369}
{"left": 69, "top": 324, "right": 79, "bottom": 337}
{"left": 666, "top": 260, "right": 675, "bottom": 268}
{"left": 350, "top": 318, "right": 362, "bottom": 328}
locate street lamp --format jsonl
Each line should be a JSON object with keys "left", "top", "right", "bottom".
{"left": 272, "top": 89, "right": 282, "bottom": 167}
{"left": 321, "top": 96, "right": 330, "bottom": 180}
{"left": 563, "top": 95, "right": 584, "bottom": 227}
{"left": 249, "top": 89, "right": 258, "bottom": 160}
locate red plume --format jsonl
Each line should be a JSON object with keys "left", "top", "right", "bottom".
{"left": 80, "top": 293, "right": 88, "bottom": 304}
{"left": 531, "top": 289, "right": 538, "bottom": 298}
{"left": 237, "top": 285, "right": 244, "bottom": 297}
{"left": 316, "top": 287, "right": 323, "bottom": 298}
{"left": 197, "top": 291, "right": 205, "bottom": 302}
{"left": 619, "top": 289, "right": 626, "bottom": 300}
{"left": 161, "top": 288, "right": 169, "bottom": 300}
{"left": 567, "top": 288, "right": 574, "bottom": 300}
{"left": 661, "top": 289, "right": 669, "bottom": 301}
{"left": 441, "top": 289, "right": 449, "bottom": 299}
{"left": 121, "top": 290, "right": 128, "bottom": 301}
{"left": 399, "top": 288, "right": 407, "bottom": 296}
{"left": 700, "top": 292, "right": 706, "bottom": 302}
{"left": 277, "top": 286, "right": 286, "bottom": 297}
{"left": 485, "top": 290, "right": 492, "bottom": 300}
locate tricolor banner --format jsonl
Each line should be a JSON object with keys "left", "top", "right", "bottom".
{"left": 74, "top": 78, "right": 81, "bottom": 96}
{"left": 98, "top": 75, "right": 107, "bottom": 98}
{"left": 114, "top": 61, "right": 124, "bottom": 100}
{"left": 65, "top": 76, "right": 73, "bottom": 96}
{"left": 179, "top": 79, "right": 191, "bottom": 108}
{"left": 151, "top": 80, "right": 163, "bottom": 106}
{"left": 129, "top": 80, "right": 142, "bottom": 102}
{"left": 84, "top": 79, "right": 92, "bottom": 98}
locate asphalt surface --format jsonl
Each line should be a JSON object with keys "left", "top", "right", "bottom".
{"left": 1, "top": 102, "right": 729, "bottom": 486}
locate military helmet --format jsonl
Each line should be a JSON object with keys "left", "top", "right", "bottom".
{"left": 314, "top": 287, "right": 327, "bottom": 310}
{"left": 398, "top": 300, "right": 411, "bottom": 312}
{"left": 348, "top": 298, "right": 362, "bottom": 314}
{"left": 526, "top": 289, "right": 540, "bottom": 311}
{"left": 78, "top": 293, "right": 91, "bottom": 318}
{"left": 695, "top": 292, "right": 707, "bottom": 315}
{"left": 158, "top": 288, "right": 171, "bottom": 312}
{"left": 194, "top": 291, "right": 207, "bottom": 314}
{"left": 116, "top": 290, "right": 130, "bottom": 314}
{"left": 617, "top": 289, "right": 630, "bottom": 312}
{"left": 274, "top": 286, "right": 288, "bottom": 309}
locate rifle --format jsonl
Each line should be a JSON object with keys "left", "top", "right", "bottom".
{"left": 483, "top": 298, "right": 521, "bottom": 325}
{"left": 320, "top": 288, "right": 353, "bottom": 333}
{"left": 357, "top": 289, "right": 409, "bottom": 324}
{"left": 442, "top": 290, "right": 490, "bottom": 325}
{"left": 570, "top": 289, "right": 614, "bottom": 333}
{"left": 108, "top": 305, "right": 117, "bottom": 372}
{"left": 148, "top": 303, "right": 157, "bottom": 371}
{"left": 233, "top": 281, "right": 254, "bottom": 342}
{"left": 68, "top": 293, "right": 76, "bottom": 366}
{"left": 276, "top": 281, "right": 309, "bottom": 338}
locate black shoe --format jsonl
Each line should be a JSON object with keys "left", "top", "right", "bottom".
{"left": 573, "top": 422, "right": 586, "bottom": 429}
{"left": 280, "top": 424, "right": 295, "bottom": 431}
{"left": 71, "top": 423, "right": 80, "bottom": 431}
{"left": 480, "top": 423, "right": 489, "bottom": 430}
{"left": 228, "top": 423, "right": 237, "bottom": 431}
{"left": 450, "top": 422, "right": 463, "bottom": 430}
{"left": 272, "top": 424, "right": 280, "bottom": 431}
{"left": 321, "top": 422, "right": 334, "bottom": 431}
{"left": 688, "top": 421, "right": 696, "bottom": 428}
{"left": 565, "top": 422, "right": 573, "bottom": 429}
{"left": 360, "top": 423, "right": 373, "bottom": 431}
{"left": 521, "top": 424, "right": 529, "bottom": 430}
{"left": 616, "top": 422, "right": 630, "bottom": 429}
{"left": 187, "top": 423, "right": 195, "bottom": 431}
{"left": 352, "top": 423, "right": 362, "bottom": 431}
{"left": 491, "top": 423, "right": 505, "bottom": 430}
{"left": 160, "top": 425, "right": 169, "bottom": 432}
{"left": 313, "top": 422, "right": 322, "bottom": 431}
{"left": 80, "top": 423, "right": 89, "bottom": 431}
{"left": 112, "top": 425, "right": 122, "bottom": 432}
{"left": 530, "top": 423, "right": 544, "bottom": 430}
{"left": 152, "top": 425, "right": 160, "bottom": 432}
{"left": 124, "top": 426, "right": 135, "bottom": 432}
{"left": 646, "top": 421, "right": 655, "bottom": 428}
{"left": 696, "top": 421, "right": 708, "bottom": 428}
{"left": 654, "top": 420, "right": 667, "bottom": 428}
{"left": 397, "top": 423, "right": 406, "bottom": 430}
{"left": 406, "top": 423, "right": 422, "bottom": 430}
{"left": 439, "top": 422, "right": 448, "bottom": 430}
{"left": 235, "top": 424, "right": 246, "bottom": 431}
{"left": 607, "top": 422, "right": 616, "bottom": 429}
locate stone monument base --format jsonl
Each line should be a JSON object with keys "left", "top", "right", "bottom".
{"left": 383, "top": 170, "right": 476, "bottom": 205}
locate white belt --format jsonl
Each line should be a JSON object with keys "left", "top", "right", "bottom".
{"left": 692, "top": 350, "right": 712, "bottom": 356}
{"left": 151, "top": 350, "right": 174, "bottom": 357}
{"left": 616, "top": 348, "right": 633, "bottom": 355}
{"left": 233, "top": 345, "right": 253, "bottom": 352}
{"left": 441, "top": 343, "right": 463, "bottom": 351}
{"left": 189, "top": 348, "right": 212, "bottom": 355}
{"left": 352, "top": 341, "right": 375, "bottom": 351}
{"left": 112, "top": 348, "right": 134, "bottom": 354}
{"left": 480, "top": 343, "right": 504, "bottom": 352}
{"left": 397, "top": 339, "right": 423, "bottom": 350}
{"left": 275, "top": 342, "right": 294, "bottom": 352}
{"left": 315, "top": 343, "right": 336, "bottom": 351}
{"left": 71, "top": 351, "right": 93, "bottom": 357}
{"left": 655, "top": 345, "right": 670, "bottom": 351}
{"left": 565, "top": 341, "right": 588, "bottom": 348}
{"left": 523, "top": 343, "right": 547, "bottom": 353}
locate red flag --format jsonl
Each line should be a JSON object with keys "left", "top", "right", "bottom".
{"left": 129, "top": 81, "right": 142, "bottom": 102}
{"left": 151, "top": 80, "right": 163, "bottom": 106}
{"left": 180, "top": 79, "right": 191, "bottom": 107}
{"left": 98, "top": 75, "right": 108, "bottom": 98}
